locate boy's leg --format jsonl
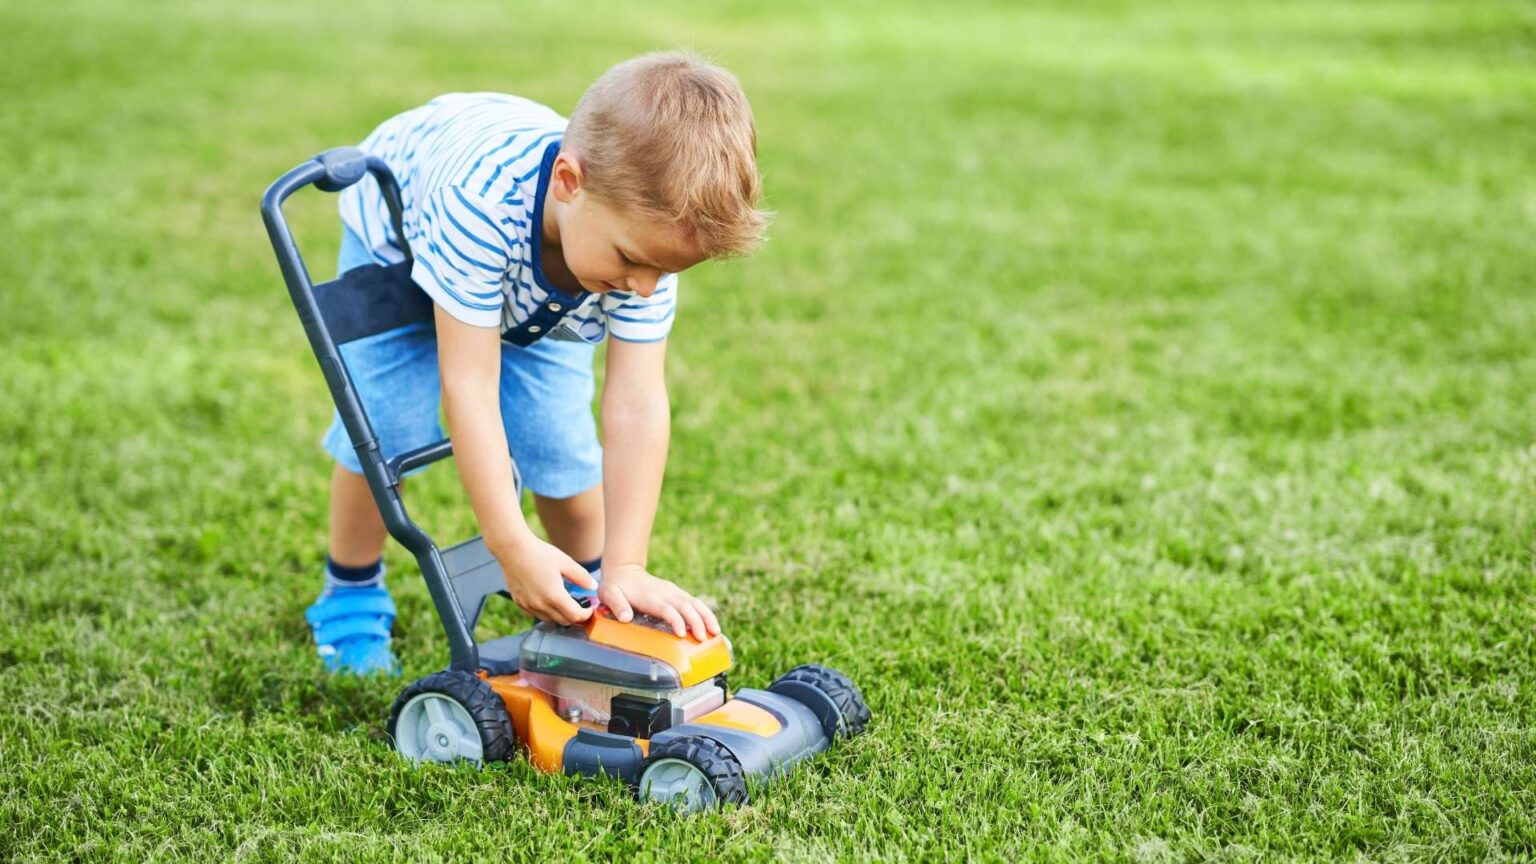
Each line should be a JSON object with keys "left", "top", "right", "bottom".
{"left": 305, "top": 226, "right": 443, "bottom": 675}
{"left": 310, "top": 360, "right": 441, "bottom": 677}
{"left": 325, "top": 220, "right": 395, "bottom": 574}
{"left": 533, "top": 484, "right": 604, "bottom": 564}
{"left": 328, "top": 463, "right": 390, "bottom": 566}
{"left": 309, "top": 318, "right": 440, "bottom": 675}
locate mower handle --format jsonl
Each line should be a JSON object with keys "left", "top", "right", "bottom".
{"left": 261, "top": 151, "right": 495, "bottom": 673}
{"left": 259, "top": 147, "right": 421, "bottom": 487}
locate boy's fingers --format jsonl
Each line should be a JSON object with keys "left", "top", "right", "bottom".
{"left": 678, "top": 600, "right": 707, "bottom": 641}
{"left": 556, "top": 593, "right": 593, "bottom": 624}
{"left": 561, "top": 557, "right": 598, "bottom": 591}
{"left": 657, "top": 604, "right": 687, "bottom": 638}
{"left": 693, "top": 599, "right": 720, "bottom": 636}
{"left": 604, "top": 587, "right": 635, "bottom": 623}
{"left": 528, "top": 596, "right": 559, "bottom": 623}
{"left": 527, "top": 587, "right": 589, "bottom": 626}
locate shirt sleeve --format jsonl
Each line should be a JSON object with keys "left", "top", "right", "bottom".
{"left": 601, "top": 272, "right": 678, "bottom": 343}
{"left": 409, "top": 186, "right": 511, "bottom": 328}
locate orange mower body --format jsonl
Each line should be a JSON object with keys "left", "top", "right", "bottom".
{"left": 386, "top": 607, "right": 869, "bottom": 810}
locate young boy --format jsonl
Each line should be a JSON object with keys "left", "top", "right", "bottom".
{"left": 306, "top": 52, "right": 767, "bottom": 674}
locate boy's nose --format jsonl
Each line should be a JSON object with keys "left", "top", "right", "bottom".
{"left": 627, "top": 273, "right": 659, "bottom": 298}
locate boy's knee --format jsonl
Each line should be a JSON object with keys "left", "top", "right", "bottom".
{"left": 535, "top": 486, "right": 602, "bottom": 520}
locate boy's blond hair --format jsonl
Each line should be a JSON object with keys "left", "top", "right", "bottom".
{"left": 565, "top": 51, "right": 769, "bottom": 259}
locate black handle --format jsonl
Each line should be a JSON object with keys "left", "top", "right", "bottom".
{"left": 259, "top": 150, "right": 485, "bottom": 673}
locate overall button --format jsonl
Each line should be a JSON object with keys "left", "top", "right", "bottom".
{"left": 527, "top": 325, "right": 543, "bottom": 334}
{"left": 547, "top": 301, "right": 562, "bottom": 312}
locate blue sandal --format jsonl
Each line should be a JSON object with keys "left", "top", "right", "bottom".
{"left": 305, "top": 584, "right": 400, "bottom": 675}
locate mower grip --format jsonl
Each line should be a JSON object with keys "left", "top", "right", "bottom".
{"left": 259, "top": 147, "right": 412, "bottom": 291}
{"left": 314, "top": 147, "right": 370, "bottom": 192}
{"left": 260, "top": 148, "right": 399, "bottom": 213}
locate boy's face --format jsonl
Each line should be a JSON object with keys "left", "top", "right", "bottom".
{"left": 546, "top": 153, "right": 705, "bottom": 298}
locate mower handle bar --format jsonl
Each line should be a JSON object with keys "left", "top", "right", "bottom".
{"left": 260, "top": 148, "right": 486, "bottom": 672}
{"left": 260, "top": 148, "right": 456, "bottom": 482}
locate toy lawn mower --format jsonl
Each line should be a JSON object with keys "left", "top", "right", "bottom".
{"left": 260, "top": 147, "right": 870, "bottom": 810}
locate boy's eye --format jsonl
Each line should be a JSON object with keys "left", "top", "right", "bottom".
{"left": 618, "top": 250, "right": 635, "bottom": 266}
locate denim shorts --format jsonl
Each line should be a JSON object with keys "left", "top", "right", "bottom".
{"left": 321, "top": 227, "right": 604, "bottom": 499}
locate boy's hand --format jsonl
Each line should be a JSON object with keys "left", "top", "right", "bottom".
{"left": 492, "top": 533, "right": 596, "bottom": 626}
{"left": 598, "top": 564, "right": 720, "bottom": 641}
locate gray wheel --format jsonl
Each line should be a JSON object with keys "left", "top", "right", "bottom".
{"left": 639, "top": 758, "right": 717, "bottom": 811}
{"left": 637, "top": 735, "right": 748, "bottom": 812}
{"left": 387, "top": 670, "right": 514, "bottom": 764}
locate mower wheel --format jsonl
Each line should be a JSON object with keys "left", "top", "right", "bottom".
{"left": 769, "top": 664, "right": 871, "bottom": 740}
{"left": 387, "top": 670, "right": 514, "bottom": 764}
{"left": 636, "top": 735, "right": 748, "bottom": 811}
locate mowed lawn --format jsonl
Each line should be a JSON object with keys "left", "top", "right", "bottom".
{"left": 2, "top": 0, "right": 1535, "bottom": 860}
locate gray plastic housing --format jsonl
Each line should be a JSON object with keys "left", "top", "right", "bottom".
{"left": 519, "top": 622, "right": 682, "bottom": 690}
{"left": 649, "top": 689, "right": 829, "bottom": 779}
{"left": 561, "top": 688, "right": 830, "bottom": 786}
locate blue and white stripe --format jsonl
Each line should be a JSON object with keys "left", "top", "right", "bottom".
{"left": 338, "top": 92, "right": 677, "bottom": 345}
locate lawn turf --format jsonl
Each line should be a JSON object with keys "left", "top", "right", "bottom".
{"left": 1, "top": 0, "right": 1535, "bottom": 860}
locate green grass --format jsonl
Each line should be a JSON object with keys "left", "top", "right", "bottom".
{"left": 3, "top": 0, "right": 1535, "bottom": 859}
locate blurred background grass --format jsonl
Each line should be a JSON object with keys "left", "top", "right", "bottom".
{"left": 1, "top": 0, "right": 1534, "bottom": 860}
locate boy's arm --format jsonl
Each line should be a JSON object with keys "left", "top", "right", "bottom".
{"left": 434, "top": 306, "right": 595, "bottom": 625}
{"left": 598, "top": 336, "right": 719, "bottom": 640}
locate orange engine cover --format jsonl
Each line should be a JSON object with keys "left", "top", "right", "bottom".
{"left": 582, "top": 613, "right": 732, "bottom": 688}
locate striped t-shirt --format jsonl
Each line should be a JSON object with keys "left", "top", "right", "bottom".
{"left": 338, "top": 92, "right": 678, "bottom": 345}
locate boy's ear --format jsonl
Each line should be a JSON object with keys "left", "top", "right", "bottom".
{"left": 551, "top": 153, "right": 584, "bottom": 203}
